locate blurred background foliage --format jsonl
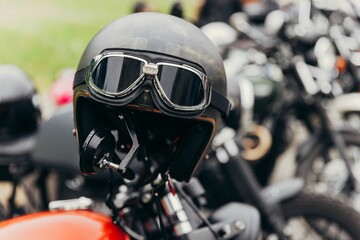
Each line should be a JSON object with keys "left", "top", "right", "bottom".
{"left": 0, "top": 0, "right": 199, "bottom": 91}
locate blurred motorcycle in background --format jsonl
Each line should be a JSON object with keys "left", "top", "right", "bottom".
{"left": 0, "top": 64, "right": 41, "bottom": 219}
{"left": 200, "top": 0, "right": 360, "bottom": 214}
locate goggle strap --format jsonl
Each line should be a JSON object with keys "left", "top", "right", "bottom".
{"left": 211, "top": 88, "right": 231, "bottom": 118}
{"left": 73, "top": 67, "right": 87, "bottom": 89}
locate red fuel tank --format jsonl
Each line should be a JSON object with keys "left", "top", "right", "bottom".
{"left": 0, "top": 210, "right": 130, "bottom": 240}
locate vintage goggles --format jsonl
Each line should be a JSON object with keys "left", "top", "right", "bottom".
{"left": 76, "top": 51, "right": 230, "bottom": 116}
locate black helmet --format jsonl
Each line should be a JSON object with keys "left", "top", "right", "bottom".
{"left": 73, "top": 12, "right": 230, "bottom": 182}
{"left": 0, "top": 65, "right": 40, "bottom": 145}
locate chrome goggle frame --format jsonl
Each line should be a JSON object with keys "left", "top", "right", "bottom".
{"left": 85, "top": 51, "right": 212, "bottom": 112}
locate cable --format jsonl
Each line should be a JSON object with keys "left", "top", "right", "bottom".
{"left": 174, "top": 182, "right": 221, "bottom": 240}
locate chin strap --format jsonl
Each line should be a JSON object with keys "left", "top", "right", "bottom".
{"left": 211, "top": 88, "right": 232, "bottom": 118}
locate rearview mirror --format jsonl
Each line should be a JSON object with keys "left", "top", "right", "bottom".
{"left": 80, "top": 128, "right": 115, "bottom": 175}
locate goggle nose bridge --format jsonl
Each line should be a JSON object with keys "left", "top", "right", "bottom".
{"left": 142, "top": 63, "right": 158, "bottom": 76}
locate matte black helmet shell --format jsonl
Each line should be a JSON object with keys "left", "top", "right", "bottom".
{"left": 74, "top": 13, "right": 228, "bottom": 182}
{"left": 76, "top": 12, "right": 226, "bottom": 94}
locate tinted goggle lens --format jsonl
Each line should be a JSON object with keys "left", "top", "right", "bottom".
{"left": 157, "top": 65, "right": 204, "bottom": 106}
{"left": 91, "top": 56, "right": 145, "bottom": 94}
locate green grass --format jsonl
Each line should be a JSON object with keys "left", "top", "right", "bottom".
{"left": 0, "top": 0, "right": 198, "bottom": 92}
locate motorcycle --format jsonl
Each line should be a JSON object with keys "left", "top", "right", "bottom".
{"left": 0, "top": 65, "right": 260, "bottom": 240}
{"left": 3, "top": 71, "right": 360, "bottom": 239}
{"left": 0, "top": 173, "right": 262, "bottom": 240}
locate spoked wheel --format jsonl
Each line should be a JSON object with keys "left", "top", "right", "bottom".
{"left": 280, "top": 193, "right": 360, "bottom": 240}
{"left": 296, "top": 131, "right": 360, "bottom": 211}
